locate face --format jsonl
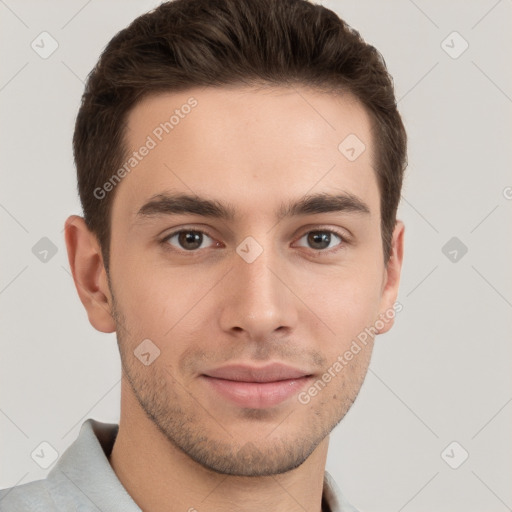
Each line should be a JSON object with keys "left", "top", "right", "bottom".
{"left": 77, "top": 85, "right": 403, "bottom": 476}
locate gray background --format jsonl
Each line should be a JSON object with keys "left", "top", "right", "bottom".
{"left": 1, "top": 1, "right": 511, "bottom": 511}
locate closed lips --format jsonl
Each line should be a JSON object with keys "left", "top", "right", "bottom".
{"left": 202, "top": 363, "right": 312, "bottom": 383}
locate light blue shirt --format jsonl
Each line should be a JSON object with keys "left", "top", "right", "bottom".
{"left": 0, "top": 419, "right": 359, "bottom": 511}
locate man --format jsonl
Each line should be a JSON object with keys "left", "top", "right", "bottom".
{"left": 0, "top": 0, "right": 406, "bottom": 510}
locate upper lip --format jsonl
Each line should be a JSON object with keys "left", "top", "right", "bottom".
{"left": 202, "top": 363, "right": 311, "bottom": 383}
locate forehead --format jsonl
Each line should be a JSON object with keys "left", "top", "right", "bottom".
{"left": 114, "top": 85, "right": 379, "bottom": 221}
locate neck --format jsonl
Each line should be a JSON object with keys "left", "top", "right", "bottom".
{"left": 109, "top": 377, "right": 329, "bottom": 512}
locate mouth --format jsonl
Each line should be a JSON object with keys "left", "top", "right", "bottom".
{"left": 201, "top": 363, "right": 314, "bottom": 409}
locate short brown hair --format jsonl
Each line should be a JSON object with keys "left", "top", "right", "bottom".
{"left": 73, "top": 0, "right": 407, "bottom": 270}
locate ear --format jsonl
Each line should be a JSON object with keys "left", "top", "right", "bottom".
{"left": 376, "top": 220, "right": 405, "bottom": 335}
{"left": 64, "top": 215, "right": 116, "bottom": 333}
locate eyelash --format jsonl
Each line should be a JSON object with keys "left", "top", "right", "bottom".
{"left": 160, "top": 227, "right": 348, "bottom": 255}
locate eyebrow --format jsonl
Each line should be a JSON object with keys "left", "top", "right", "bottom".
{"left": 136, "top": 191, "right": 370, "bottom": 222}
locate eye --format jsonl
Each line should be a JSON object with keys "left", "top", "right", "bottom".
{"left": 162, "top": 229, "right": 218, "bottom": 251}
{"left": 295, "top": 230, "right": 345, "bottom": 252}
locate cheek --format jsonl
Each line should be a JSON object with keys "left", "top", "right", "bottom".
{"left": 306, "top": 262, "right": 383, "bottom": 316}
{"left": 300, "top": 262, "right": 384, "bottom": 354}
{"left": 109, "top": 250, "right": 170, "bottom": 342}
{"left": 113, "top": 259, "right": 216, "bottom": 348}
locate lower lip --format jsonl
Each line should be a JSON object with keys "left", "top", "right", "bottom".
{"left": 201, "top": 375, "right": 312, "bottom": 409}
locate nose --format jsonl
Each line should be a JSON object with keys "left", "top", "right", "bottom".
{"left": 217, "top": 239, "right": 298, "bottom": 341}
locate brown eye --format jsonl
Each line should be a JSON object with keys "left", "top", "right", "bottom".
{"left": 164, "top": 230, "right": 215, "bottom": 251}
{"left": 296, "top": 230, "right": 344, "bottom": 251}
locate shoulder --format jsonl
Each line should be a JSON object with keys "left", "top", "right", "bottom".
{"left": 0, "top": 478, "right": 57, "bottom": 511}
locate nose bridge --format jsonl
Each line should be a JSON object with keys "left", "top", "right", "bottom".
{"left": 218, "top": 233, "right": 297, "bottom": 337}
{"left": 239, "top": 239, "right": 278, "bottom": 301}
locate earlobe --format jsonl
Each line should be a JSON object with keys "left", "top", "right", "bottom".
{"left": 64, "top": 215, "right": 116, "bottom": 333}
{"left": 377, "top": 220, "right": 405, "bottom": 335}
